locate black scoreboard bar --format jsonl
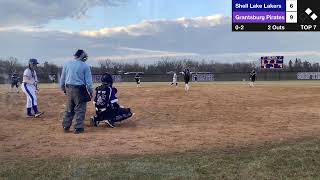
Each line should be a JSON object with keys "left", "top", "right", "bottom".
{"left": 232, "top": 0, "right": 320, "bottom": 31}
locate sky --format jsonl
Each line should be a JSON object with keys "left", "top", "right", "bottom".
{"left": 0, "top": 0, "right": 319, "bottom": 66}
{"left": 46, "top": 0, "right": 230, "bottom": 32}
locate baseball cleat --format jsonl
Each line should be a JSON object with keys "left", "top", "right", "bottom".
{"left": 104, "top": 120, "right": 115, "bottom": 128}
{"left": 26, "top": 114, "right": 35, "bottom": 118}
{"left": 63, "top": 127, "right": 70, "bottom": 133}
{"left": 34, "top": 112, "right": 44, "bottom": 118}
{"left": 74, "top": 128, "right": 84, "bottom": 134}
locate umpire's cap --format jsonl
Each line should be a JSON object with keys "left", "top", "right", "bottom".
{"left": 101, "top": 73, "right": 113, "bottom": 85}
{"left": 29, "top": 58, "right": 39, "bottom": 65}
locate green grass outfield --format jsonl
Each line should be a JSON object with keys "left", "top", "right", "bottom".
{"left": 1, "top": 137, "right": 320, "bottom": 180}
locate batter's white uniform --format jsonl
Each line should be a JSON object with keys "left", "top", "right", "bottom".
{"left": 21, "top": 68, "right": 38, "bottom": 108}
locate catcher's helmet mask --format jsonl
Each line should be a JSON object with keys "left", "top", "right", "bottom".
{"left": 101, "top": 73, "right": 113, "bottom": 86}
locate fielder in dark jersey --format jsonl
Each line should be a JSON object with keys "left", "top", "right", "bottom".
{"left": 11, "top": 73, "right": 20, "bottom": 88}
{"left": 249, "top": 70, "right": 256, "bottom": 87}
{"left": 91, "top": 73, "right": 133, "bottom": 128}
{"left": 134, "top": 73, "right": 141, "bottom": 87}
{"left": 183, "top": 68, "right": 191, "bottom": 91}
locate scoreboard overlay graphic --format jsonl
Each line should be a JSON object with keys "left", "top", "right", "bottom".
{"left": 232, "top": 0, "right": 320, "bottom": 31}
{"left": 261, "top": 56, "right": 284, "bottom": 69}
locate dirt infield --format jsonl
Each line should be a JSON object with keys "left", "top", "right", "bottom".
{"left": 1, "top": 82, "right": 320, "bottom": 160}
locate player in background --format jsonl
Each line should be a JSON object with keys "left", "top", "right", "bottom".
{"left": 21, "top": 59, "right": 43, "bottom": 118}
{"left": 182, "top": 68, "right": 191, "bottom": 91}
{"left": 134, "top": 73, "right": 141, "bottom": 87}
{"left": 10, "top": 72, "right": 20, "bottom": 93}
{"left": 91, "top": 73, "right": 134, "bottom": 128}
{"left": 171, "top": 73, "right": 178, "bottom": 87}
{"left": 49, "top": 74, "right": 56, "bottom": 83}
{"left": 249, "top": 69, "right": 256, "bottom": 87}
{"left": 194, "top": 73, "right": 198, "bottom": 82}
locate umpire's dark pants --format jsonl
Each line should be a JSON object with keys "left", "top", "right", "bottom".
{"left": 63, "top": 86, "right": 87, "bottom": 129}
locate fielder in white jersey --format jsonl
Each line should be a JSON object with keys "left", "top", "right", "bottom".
{"left": 21, "top": 59, "right": 43, "bottom": 118}
{"left": 171, "top": 73, "right": 178, "bottom": 87}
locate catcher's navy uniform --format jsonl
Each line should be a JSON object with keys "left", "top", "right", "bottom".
{"left": 92, "top": 84, "right": 133, "bottom": 127}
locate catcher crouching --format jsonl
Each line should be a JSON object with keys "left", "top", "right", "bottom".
{"left": 91, "top": 73, "right": 134, "bottom": 128}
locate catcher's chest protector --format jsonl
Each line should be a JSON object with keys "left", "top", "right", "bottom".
{"left": 95, "top": 87, "right": 112, "bottom": 109}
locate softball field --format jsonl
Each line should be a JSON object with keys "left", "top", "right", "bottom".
{"left": 1, "top": 81, "right": 320, "bottom": 179}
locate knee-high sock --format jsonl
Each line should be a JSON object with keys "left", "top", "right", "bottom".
{"left": 33, "top": 105, "right": 39, "bottom": 114}
{"left": 27, "top": 108, "right": 32, "bottom": 115}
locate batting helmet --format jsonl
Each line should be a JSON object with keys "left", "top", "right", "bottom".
{"left": 101, "top": 73, "right": 113, "bottom": 85}
{"left": 74, "top": 49, "right": 88, "bottom": 61}
{"left": 29, "top": 58, "right": 39, "bottom": 65}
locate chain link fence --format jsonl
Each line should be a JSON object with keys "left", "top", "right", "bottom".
{"left": 1, "top": 71, "right": 319, "bottom": 84}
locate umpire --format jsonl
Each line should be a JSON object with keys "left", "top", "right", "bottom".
{"left": 60, "top": 49, "right": 93, "bottom": 134}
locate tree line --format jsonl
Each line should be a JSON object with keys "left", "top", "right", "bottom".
{"left": 0, "top": 57, "right": 319, "bottom": 83}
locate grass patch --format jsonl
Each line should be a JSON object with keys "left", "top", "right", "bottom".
{"left": 2, "top": 138, "right": 320, "bottom": 180}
